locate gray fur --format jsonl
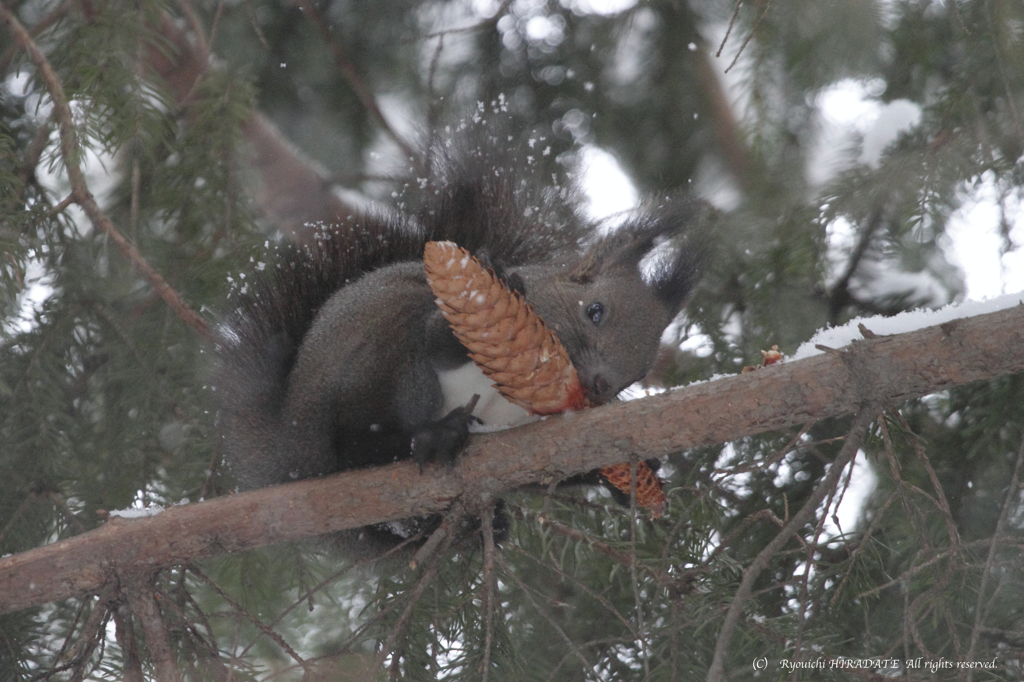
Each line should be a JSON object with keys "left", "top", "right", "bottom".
{"left": 214, "top": 120, "right": 713, "bottom": 553}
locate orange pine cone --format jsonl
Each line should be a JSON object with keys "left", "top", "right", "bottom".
{"left": 424, "top": 240, "right": 666, "bottom": 516}
{"left": 423, "top": 241, "right": 588, "bottom": 414}
{"left": 599, "top": 462, "right": 667, "bottom": 519}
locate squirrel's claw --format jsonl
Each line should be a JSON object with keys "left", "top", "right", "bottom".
{"left": 411, "top": 395, "right": 481, "bottom": 472}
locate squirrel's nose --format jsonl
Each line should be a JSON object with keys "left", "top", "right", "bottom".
{"left": 586, "top": 374, "right": 612, "bottom": 403}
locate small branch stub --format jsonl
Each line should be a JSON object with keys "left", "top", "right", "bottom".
{"left": 423, "top": 240, "right": 666, "bottom": 516}
{"left": 742, "top": 344, "right": 784, "bottom": 373}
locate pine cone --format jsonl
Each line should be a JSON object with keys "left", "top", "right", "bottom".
{"left": 423, "top": 241, "right": 587, "bottom": 414}
{"left": 424, "top": 240, "right": 666, "bottom": 516}
{"left": 599, "top": 462, "right": 667, "bottom": 519}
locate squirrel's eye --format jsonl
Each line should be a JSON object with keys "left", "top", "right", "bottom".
{"left": 585, "top": 302, "right": 604, "bottom": 324}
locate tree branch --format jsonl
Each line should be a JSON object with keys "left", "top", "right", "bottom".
{"left": 1, "top": 302, "right": 1024, "bottom": 614}
{"left": 145, "top": 12, "right": 364, "bottom": 246}
{"left": 124, "top": 574, "right": 182, "bottom": 682}
{"left": 0, "top": 1, "right": 212, "bottom": 342}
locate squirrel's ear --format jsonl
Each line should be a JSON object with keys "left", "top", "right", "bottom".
{"left": 566, "top": 221, "right": 660, "bottom": 284}
{"left": 643, "top": 198, "right": 714, "bottom": 312}
{"left": 566, "top": 194, "right": 714, "bottom": 293}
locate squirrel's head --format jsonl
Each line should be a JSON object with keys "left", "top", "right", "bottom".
{"left": 518, "top": 196, "right": 713, "bottom": 404}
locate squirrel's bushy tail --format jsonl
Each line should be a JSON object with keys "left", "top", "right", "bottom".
{"left": 214, "top": 117, "right": 587, "bottom": 490}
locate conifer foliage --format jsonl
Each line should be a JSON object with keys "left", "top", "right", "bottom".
{"left": 1, "top": 0, "right": 1024, "bottom": 680}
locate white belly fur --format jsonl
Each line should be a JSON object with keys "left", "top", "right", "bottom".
{"left": 436, "top": 362, "right": 536, "bottom": 430}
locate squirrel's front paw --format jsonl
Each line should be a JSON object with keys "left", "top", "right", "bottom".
{"left": 411, "top": 395, "right": 481, "bottom": 472}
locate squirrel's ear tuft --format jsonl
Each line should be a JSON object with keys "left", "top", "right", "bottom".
{"left": 565, "top": 248, "right": 603, "bottom": 284}
{"left": 640, "top": 196, "right": 715, "bottom": 313}
{"left": 567, "top": 195, "right": 714, "bottom": 309}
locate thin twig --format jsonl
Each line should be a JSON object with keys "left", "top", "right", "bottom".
{"left": 113, "top": 601, "right": 144, "bottom": 682}
{"left": 907, "top": 590, "right": 933, "bottom": 659}
{"left": 15, "top": 114, "right": 55, "bottom": 204}
{"left": 707, "top": 409, "right": 876, "bottom": 682}
{"left": 792, "top": 445, "right": 852, "bottom": 663}
{"left": 854, "top": 538, "right": 1000, "bottom": 600}
{"left": 509, "top": 544, "right": 637, "bottom": 635}
{"left": 260, "top": 533, "right": 425, "bottom": 654}
{"left": 270, "top": 537, "right": 433, "bottom": 668}
{"left": 418, "top": 3, "right": 510, "bottom": 41}
{"left": 985, "top": 0, "right": 1024, "bottom": 145}
{"left": 294, "top": 0, "right": 418, "bottom": 163}
{"left": 43, "top": 193, "right": 77, "bottom": 221}
{"left": 627, "top": 457, "right": 651, "bottom": 679}
{"left": 480, "top": 505, "right": 497, "bottom": 682}
{"left": 425, "top": 31, "right": 444, "bottom": 136}
{"left": 0, "top": 0, "right": 72, "bottom": 73}
{"left": 829, "top": 206, "right": 885, "bottom": 323}
{"left": 829, "top": 490, "right": 898, "bottom": 606}
{"left": 529, "top": 511, "right": 685, "bottom": 591}
{"left": 175, "top": 584, "right": 229, "bottom": 676}
{"left": 367, "top": 525, "right": 459, "bottom": 679}
{"left": 701, "top": 507, "right": 787, "bottom": 567}
{"left": 188, "top": 565, "right": 313, "bottom": 675}
{"left": 175, "top": 0, "right": 208, "bottom": 55}
{"left": 827, "top": 444, "right": 858, "bottom": 538}
{"left": 713, "top": 422, "right": 814, "bottom": 476}
{"left": 496, "top": 553, "right": 594, "bottom": 673}
{"left": 409, "top": 517, "right": 450, "bottom": 569}
{"left": 896, "top": 411, "right": 961, "bottom": 550}
{"left": 723, "top": 0, "right": 774, "bottom": 74}
{"left": 962, "top": 433, "right": 1024, "bottom": 682}
{"left": 879, "top": 417, "right": 947, "bottom": 533}
{"left": 0, "top": 1, "right": 213, "bottom": 342}
{"left": 715, "top": 0, "right": 744, "bottom": 58}
{"left": 59, "top": 588, "right": 113, "bottom": 681}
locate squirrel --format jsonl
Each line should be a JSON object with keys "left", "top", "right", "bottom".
{"left": 214, "top": 115, "right": 713, "bottom": 556}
